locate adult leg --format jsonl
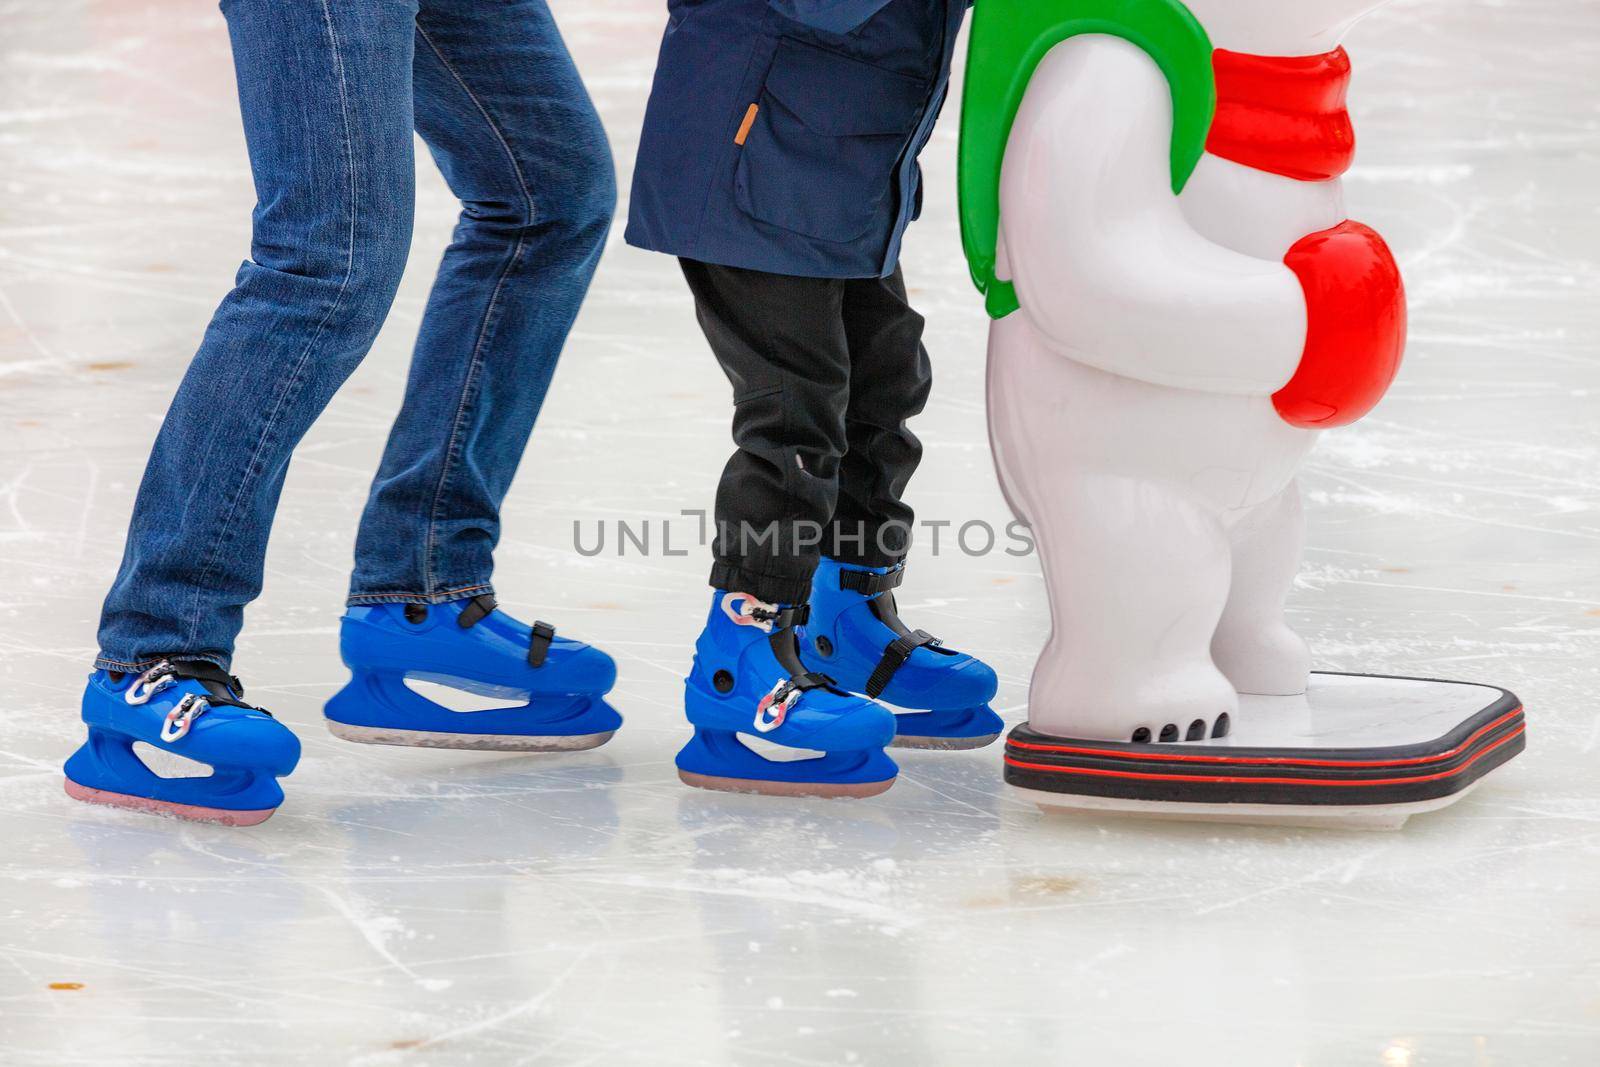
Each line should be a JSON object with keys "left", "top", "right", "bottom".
{"left": 348, "top": 0, "right": 615, "bottom": 604}
{"left": 323, "top": 0, "right": 621, "bottom": 754}
{"left": 96, "top": 0, "right": 419, "bottom": 671}
{"left": 680, "top": 259, "right": 852, "bottom": 605}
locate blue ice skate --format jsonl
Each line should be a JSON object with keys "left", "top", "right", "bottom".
{"left": 64, "top": 661, "right": 301, "bottom": 826}
{"left": 802, "top": 559, "right": 1002, "bottom": 750}
{"left": 678, "top": 590, "right": 899, "bottom": 798}
{"left": 326, "top": 595, "right": 621, "bottom": 751}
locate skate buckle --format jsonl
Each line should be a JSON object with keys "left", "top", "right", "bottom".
{"left": 125, "top": 661, "right": 179, "bottom": 705}
{"left": 755, "top": 680, "right": 801, "bottom": 733}
{"left": 159, "top": 693, "right": 209, "bottom": 743}
{"left": 722, "top": 592, "right": 779, "bottom": 633}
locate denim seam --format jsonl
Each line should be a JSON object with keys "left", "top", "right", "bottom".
{"left": 94, "top": 651, "right": 231, "bottom": 674}
{"left": 415, "top": 25, "right": 536, "bottom": 596}
{"left": 346, "top": 582, "right": 494, "bottom": 607}
{"left": 179, "top": 0, "right": 360, "bottom": 652}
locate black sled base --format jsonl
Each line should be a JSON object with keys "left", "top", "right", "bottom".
{"left": 1006, "top": 673, "right": 1525, "bottom": 830}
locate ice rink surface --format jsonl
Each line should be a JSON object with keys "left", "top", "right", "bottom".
{"left": 1, "top": 1, "right": 1597, "bottom": 1063}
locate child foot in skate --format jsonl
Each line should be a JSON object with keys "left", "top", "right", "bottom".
{"left": 802, "top": 558, "right": 1002, "bottom": 750}
{"left": 678, "top": 590, "right": 899, "bottom": 798}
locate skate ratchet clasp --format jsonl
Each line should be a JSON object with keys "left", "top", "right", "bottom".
{"left": 721, "top": 592, "right": 779, "bottom": 633}
{"left": 722, "top": 593, "right": 811, "bottom": 636}
{"left": 124, "top": 661, "right": 179, "bottom": 705}
{"left": 125, "top": 662, "right": 210, "bottom": 742}
{"left": 755, "top": 679, "right": 803, "bottom": 733}
{"left": 159, "top": 693, "right": 210, "bottom": 743}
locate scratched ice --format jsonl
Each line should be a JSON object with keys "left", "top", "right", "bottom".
{"left": 1, "top": 1, "right": 1597, "bottom": 1064}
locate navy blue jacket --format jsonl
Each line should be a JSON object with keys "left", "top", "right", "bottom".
{"left": 625, "top": 0, "right": 969, "bottom": 279}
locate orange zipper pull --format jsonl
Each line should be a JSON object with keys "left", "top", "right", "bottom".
{"left": 735, "top": 103, "right": 759, "bottom": 146}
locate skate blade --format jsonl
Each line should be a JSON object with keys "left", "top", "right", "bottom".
{"left": 326, "top": 719, "right": 615, "bottom": 752}
{"left": 891, "top": 732, "right": 1001, "bottom": 751}
{"left": 677, "top": 769, "right": 896, "bottom": 799}
{"left": 64, "top": 780, "right": 277, "bottom": 827}
{"left": 1011, "top": 783, "right": 1483, "bottom": 832}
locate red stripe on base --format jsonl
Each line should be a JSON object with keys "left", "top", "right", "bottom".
{"left": 1005, "top": 726, "right": 1524, "bottom": 788}
{"left": 1007, "top": 707, "right": 1522, "bottom": 769}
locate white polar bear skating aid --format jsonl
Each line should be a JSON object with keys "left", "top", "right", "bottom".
{"left": 958, "top": 0, "right": 1524, "bottom": 827}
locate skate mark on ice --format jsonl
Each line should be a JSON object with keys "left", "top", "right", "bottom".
{"left": 310, "top": 884, "right": 452, "bottom": 992}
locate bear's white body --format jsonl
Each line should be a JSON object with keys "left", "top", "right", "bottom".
{"left": 987, "top": 2, "right": 1387, "bottom": 743}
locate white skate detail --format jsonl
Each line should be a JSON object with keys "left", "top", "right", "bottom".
{"left": 159, "top": 693, "right": 208, "bottom": 743}
{"left": 402, "top": 676, "right": 529, "bottom": 714}
{"left": 736, "top": 734, "right": 824, "bottom": 763}
{"left": 130, "top": 742, "right": 212, "bottom": 779}
{"left": 125, "top": 661, "right": 178, "bottom": 705}
{"left": 754, "top": 680, "right": 800, "bottom": 733}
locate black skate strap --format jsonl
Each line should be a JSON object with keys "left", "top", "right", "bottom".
{"left": 839, "top": 565, "right": 904, "bottom": 597}
{"left": 454, "top": 595, "right": 557, "bottom": 669}
{"left": 457, "top": 594, "right": 499, "bottom": 628}
{"left": 527, "top": 621, "right": 556, "bottom": 668}
{"left": 865, "top": 630, "right": 941, "bottom": 699}
{"left": 170, "top": 660, "right": 257, "bottom": 711}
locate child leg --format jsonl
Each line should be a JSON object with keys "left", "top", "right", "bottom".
{"left": 675, "top": 259, "right": 899, "bottom": 797}
{"left": 804, "top": 269, "right": 1002, "bottom": 749}
{"left": 830, "top": 267, "right": 930, "bottom": 565}
{"left": 679, "top": 259, "right": 854, "bottom": 602}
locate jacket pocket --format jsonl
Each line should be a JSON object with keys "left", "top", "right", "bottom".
{"left": 734, "top": 38, "right": 926, "bottom": 244}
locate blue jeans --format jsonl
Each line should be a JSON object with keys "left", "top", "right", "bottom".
{"left": 95, "top": 0, "right": 615, "bottom": 673}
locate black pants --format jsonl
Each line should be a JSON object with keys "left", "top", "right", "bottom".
{"left": 680, "top": 259, "right": 931, "bottom": 604}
